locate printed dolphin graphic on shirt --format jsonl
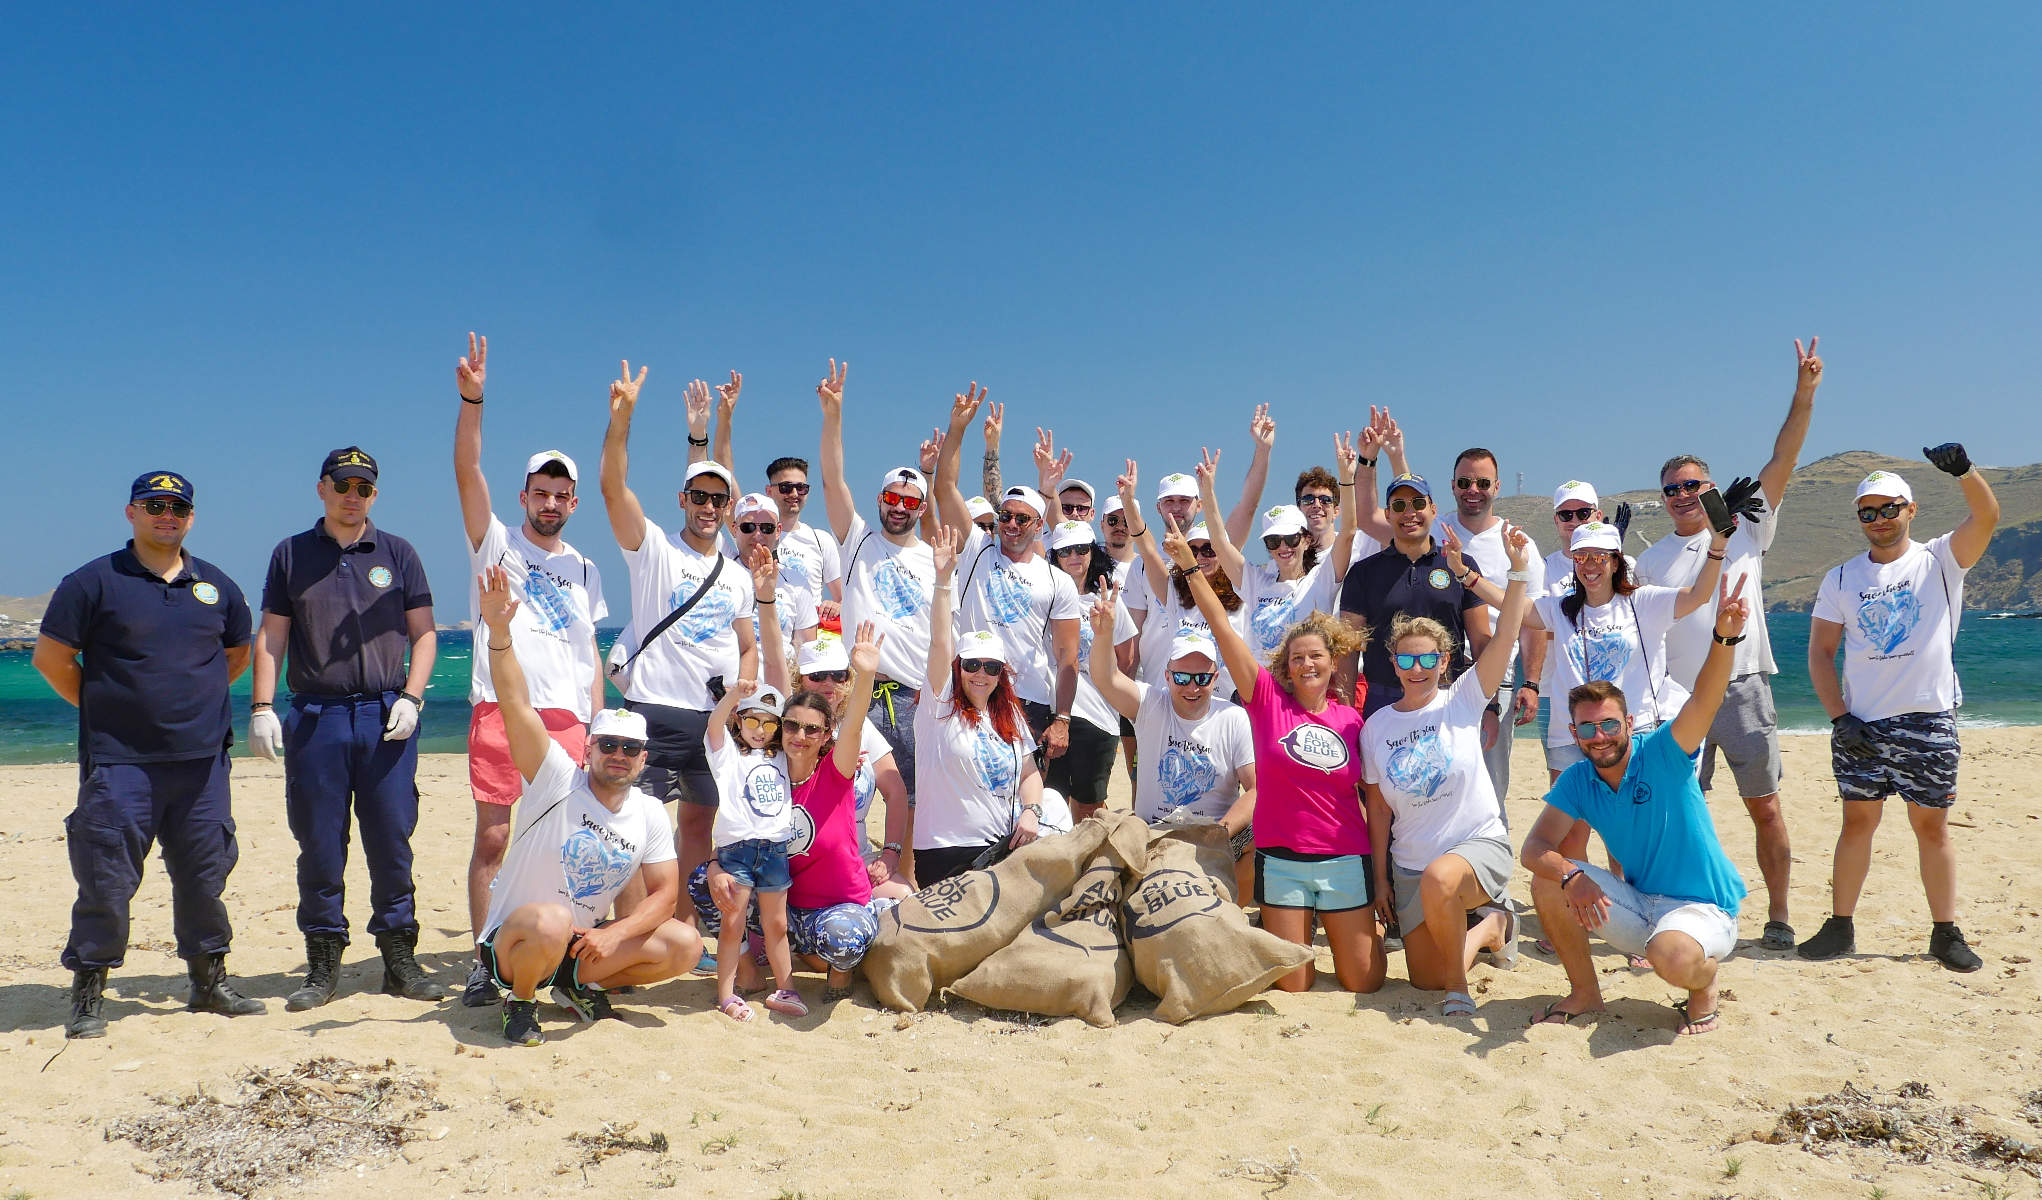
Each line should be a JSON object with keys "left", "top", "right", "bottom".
{"left": 672, "top": 576, "right": 739, "bottom": 644}
{"left": 1567, "top": 622, "right": 1634, "bottom": 682}
{"left": 1251, "top": 593, "right": 1297, "bottom": 656}
{"left": 972, "top": 726, "right": 1018, "bottom": 795}
{"left": 1385, "top": 727, "right": 1450, "bottom": 799}
{"left": 1280, "top": 723, "right": 1350, "bottom": 772}
{"left": 1856, "top": 583, "right": 1921, "bottom": 655}
{"left": 853, "top": 760, "right": 877, "bottom": 823}
{"left": 871, "top": 557, "right": 928, "bottom": 620}
{"left": 521, "top": 563, "right": 578, "bottom": 634}
{"left": 1156, "top": 744, "right": 1219, "bottom": 811}
{"left": 741, "top": 762, "right": 790, "bottom": 818}
{"left": 1077, "top": 614, "right": 1097, "bottom": 670}
{"left": 561, "top": 828, "right": 635, "bottom": 903}
{"left": 980, "top": 560, "right": 1035, "bottom": 626}
{"left": 780, "top": 553, "right": 815, "bottom": 592}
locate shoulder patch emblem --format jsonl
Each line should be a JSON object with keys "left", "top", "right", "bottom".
{"left": 367, "top": 565, "right": 393, "bottom": 588}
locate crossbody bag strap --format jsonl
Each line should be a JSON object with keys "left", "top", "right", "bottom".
{"left": 621, "top": 553, "right": 726, "bottom": 671}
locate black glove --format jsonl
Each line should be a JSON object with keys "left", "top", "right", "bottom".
{"left": 1722, "top": 475, "right": 1765, "bottom": 520}
{"left": 1924, "top": 442, "right": 1972, "bottom": 477}
{"left": 1613, "top": 501, "right": 1633, "bottom": 544}
{"left": 1831, "top": 713, "right": 1878, "bottom": 759}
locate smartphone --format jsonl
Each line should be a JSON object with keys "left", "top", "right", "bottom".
{"left": 1699, "top": 487, "right": 1734, "bottom": 536}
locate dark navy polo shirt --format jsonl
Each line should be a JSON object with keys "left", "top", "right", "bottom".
{"left": 40, "top": 543, "right": 252, "bottom": 765}
{"left": 261, "top": 519, "right": 433, "bottom": 698}
{"left": 1337, "top": 540, "right": 1486, "bottom": 699}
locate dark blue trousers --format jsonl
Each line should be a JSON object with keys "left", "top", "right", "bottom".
{"left": 283, "top": 693, "right": 420, "bottom": 941}
{"left": 63, "top": 750, "right": 237, "bottom": 971}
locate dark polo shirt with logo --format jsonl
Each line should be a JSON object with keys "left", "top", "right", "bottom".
{"left": 261, "top": 520, "right": 433, "bottom": 698}
{"left": 41, "top": 543, "right": 252, "bottom": 765}
{"left": 1337, "top": 539, "right": 1485, "bottom": 701}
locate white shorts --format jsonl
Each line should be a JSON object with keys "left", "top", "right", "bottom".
{"left": 1569, "top": 861, "right": 1737, "bottom": 962}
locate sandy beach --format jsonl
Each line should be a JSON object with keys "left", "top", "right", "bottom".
{"left": 3, "top": 730, "right": 2039, "bottom": 1199}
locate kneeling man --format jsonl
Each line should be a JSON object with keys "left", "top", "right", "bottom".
{"left": 475, "top": 566, "right": 703, "bottom": 1045}
{"left": 1521, "top": 577, "right": 1750, "bottom": 1035}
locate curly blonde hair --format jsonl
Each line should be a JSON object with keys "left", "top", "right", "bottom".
{"left": 1386, "top": 615, "right": 1456, "bottom": 662}
{"left": 1266, "top": 611, "right": 1365, "bottom": 703}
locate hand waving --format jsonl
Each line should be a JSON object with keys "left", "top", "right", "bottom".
{"left": 1722, "top": 475, "right": 1765, "bottom": 520}
{"left": 931, "top": 524, "right": 962, "bottom": 578}
{"left": 1501, "top": 521, "right": 1530, "bottom": 572}
{"left": 746, "top": 543, "right": 777, "bottom": 603}
{"left": 457, "top": 331, "right": 488, "bottom": 402}
{"left": 850, "top": 620, "right": 886, "bottom": 675}
{"left": 477, "top": 565, "right": 520, "bottom": 635}
{"left": 684, "top": 379, "right": 713, "bottom": 438}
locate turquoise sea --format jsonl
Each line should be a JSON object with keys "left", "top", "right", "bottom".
{"left": 3, "top": 620, "right": 2041, "bottom": 765}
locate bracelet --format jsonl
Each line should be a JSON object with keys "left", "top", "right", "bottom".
{"left": 399, "top": 691, "right": 423, "bottom": 708}
{"left": 1130, "top": 525, "right": 1148, "bottom": 537}
{"left": 487, "top": 640, "right": 513, "bottom": 652}
{"left": 1354, "top": 457, "right": 1375, "bottom": 470}
{"left": 1020, "top": 803, "right": 1044, "bottom": 817}
{"left": 1506, "top": 568, "right": 1533, "bottom": 583}
{"left": 1713, "top": 632, "right": 1746, "bottom": 646}
{"left": 1052, "top": 714, "right": 1070, "bottom": 723}
{"left": 933, "top": 582, "right": 953, "bottom": 591}
{"left": 881, "top": 842, "right": 903, "bottom": 855}
{"left": 1520, "top": 681, "right": 1539, "bottom": 693}
{"left": 687, "top": 434, "right": 709, "bottom": 447}
{"left": 755, "top": 595, "right": 776, "bottom": 604}
{"left": 1560, "top": 867, "right": 1584, "bottom": 891}
{"left": 1455, "top": 570, "right": 1477, "bottom": 586}
{"left": 1706, "top": 551, "right": 1726, "bottom": 561}
{"left": 251, "top": 701, "right": 273, "bottom": 711}
{"left": 461, "top": 393, "right": 483, "bottom": 405}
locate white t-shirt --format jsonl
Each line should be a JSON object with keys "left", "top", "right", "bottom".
{"left": 754, "top": 560, "right": 820, "bottom": 649}
{"left": 1073, "top": 592, "right": 1138, "bottom": 734}
{"left": 1132, "top": 682, "right": 1253, "bottom": 823}
{"left": 1812, "top": 533, "right": 1968, "bottom": 723}
{"left": 850, "top": 720, "right": 895, "bottom": 833}
{"left": 911, "top": 673, "right": 1038, "bottom": 849}
{"left": 467, "top": 516, "right": 607, "bottom": 719}
{"left": 481, "top": 742, "right": 676, "bottom": 936}
{"left": 839, "top": 514, "right": 935, "bottom": 687}
{"left": 1238, "top": 560, "right": 1340, "bottom": 665}
{"left": 619, "top": 519, "right": 756, "bottom": 711}
{"left": 707, "top": 737, "right": 798, "bottom": 847}
{"left": 1438, "top": 514, "right": 1544, "bottom": 687}
{"left": 778, "top": 519, "right": 844, "bottom": 597}
{"left": 1636, "top": 497, "right": 1779, "bottom": 687}
{"left": 955, "top": 528, "right": 1082, "bottom": 706}
{"left": 1362, "top": 671, "right": 1509, "bottom": 872}
{"left": 1533, "top": 586, "right": 1685, "bottom": 746}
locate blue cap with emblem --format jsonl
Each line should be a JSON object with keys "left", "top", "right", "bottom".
{"left": 321, "top": 446, "right": 379, "bottom": 483}
{"left": 131, "top": 471, "right": 194, "bottom": 503}
{"left": 1384, "top": 473, "right": 1432, "bottom": 503}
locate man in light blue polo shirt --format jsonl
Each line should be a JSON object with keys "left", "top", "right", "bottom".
{"left": 1519, "top": 578, "right": 1752, "bottom": 1037}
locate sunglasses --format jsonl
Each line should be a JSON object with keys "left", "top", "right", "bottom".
{"left": 1857, "top": 502, "right": 1905, "bottom": 523}
{"left": 141, "top": 498, "right": 193, "bottom": 518}
{"left": 773, "top": 481, "right": 811, "bottom": 496}
{"left": 1454, "top": 477, "right": 1494, "bottom": 492}
{"left": 1570, "top": 550, "right": 1615, "bottom": 565}
{"left": 959, "top": 658, "right": 1003, "bottom": 676}
{"left": 737, "top": 521, "right": 778, "bottom": 535}
{"left": 686, "top": 489, "right": 731, "bottom": 508}
{"left": 802, "top": 669, "right": 849, "bottom": 684}
{"left": 782, "top": 718, "right": 828, "bottom": 738}
{"left": 1555, "top": 506, "right": 1595, "bottom": 523}
{"left": 738, "top": 713, "right": 780, "bottom": 731}
{"left": 1103, "top": 513, "right": 1127, "bottom": 528}
{"left": 1297, "top": 493, "right": 1337, "bottom": 509}
{"left": 1053, "top": 544, "right": 1092, "bottom": 559}
{"left": 1263, "top": 533, "right": 1303, "bottom": 551}
{"left": 1388, "top": 497, "right": 1430, "bottom": 513}
{"left": 995, "top": 510, "right": 1035, "bottom": 526}
{"left": 1169, "top": 670, "right": 1215, "bottom": 687}
{"left": 1661, "top": 479, "right": 1709, "bottom": 497}
{"left": 1061, "top": 502, "right": 1093, "bottom": 517}
{"left": 1393, "top": 651, "right": 1442, "bottom": 670}
{"left": 592, "top": 736, "right": 646, "bottom": 757}
{"left": 1190, "top": 542, "right": 1216, "bottom": 559}
{"left": 974, "top": 519, "right": 997, "bottom": 531}
{"left": 328, "top": 478, "right": 376, "bottom": 498}
{"left": 880, "top": 490, "right": 924, "bottom": 511}
{"left": 1571, "top": 718, "right": 1625, "bottom": 740}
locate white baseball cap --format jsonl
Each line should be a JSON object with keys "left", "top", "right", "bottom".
{"left": 797, "top": 635, "right": 850, "bottom": 675}
{"left": 1001, "top": 485, "right": 1047, "bottom": 522}
{"left": 966, "top": 496, "right": 996, "bottom": 521}
{"left": 1855, "top": 470, "right": 1914, "bottom": 504}
{"left": 1157, "top": 473, "right": 1198, "bottom": 501}
{"left": 1050, "top": 520, "right": 1095, "bottom": 551}
{"left": 1168, "top": 631, "right": 1219, "bottom": 667}
{"left": 1569, "top": 521, "right": 1622, "bottom": 554}
{"left": 737, "top": 687, "right": 786, "bottom": 718}
{"left": 1552, "top": 479, "right": 1599, "bottom": 509}
{"left": 1059, "top": 479, "right": 1096, "bottom": 505}
{"left": 589, "top": 709, "right": 649, "bottom": 741}
{"left": 956, "top": 630, "right": 1008, "bottom": 664}
{"left": 525, "top": 450, "right": 578, "bottom": 481}
{"left": 683, "top": 461, "right": 736, "bottom": 490}
{"left": 1259, "top": 504, "right": 1307, "bottom": 538}
{"left": 1185, "top": 521, "right": 1213, "bottom": 544}
{"left": 733, "top": 491, "right": 777, "bottom": 521}
{"left": 880, "top": 466, "right": 929, "bottom": 497}
{"left": 1101, "top": 495, "right": 1124, "bottom": 518}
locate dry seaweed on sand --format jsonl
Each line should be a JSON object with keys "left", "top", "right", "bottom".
{"left": 1757, "top": 1081, "right": 2042, "bottom": 1176}
{"left": 103, "top": 1056, "right": 445, "bottom": 1197}
{"left": 559, "top": 1121, "right": 670, "bottom": 1174}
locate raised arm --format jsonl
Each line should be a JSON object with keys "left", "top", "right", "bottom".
{"left": 748, "top": 545, "right": 790, "bottom": 694}
{"left": 835, "top": 621, "right": 883, "bottom": 777}
{"left": 600, "top": 360, "right": 651, "bottom": 552}
{"left": 1195, "top": 448, "right": 1246, "bottom": 585}
{"left": 681, "top": 377, "right": 714, "bottom": 468}
{"left": 453, "top": 331, "right": 493, "bottom": 549}
{"left": 1325, "top": 430, "right": 1364, "bottom": 584}
{"left": 478, "top": 566, "right": 552, "bottom": 783}
{"left": 1670, "top": 576, "right": 1748, "bottom": 753}
{"left": 814, "top": 359, "right": 857, "bottom": 543}
{"left": 1349, "top": 406, "right": 1397, "bottom": 545}
{"left": 1756, "top": 338, "right": 1822, "bottom": 507}
{"left": 934, "top": 384, "right": 986, "bottom": 537}
{"left": 980, "top": 400, "right": 1004, "bottom": 499}
{"left": 1471, "top": 523, "right": 1532, "bottom": 696}
{"left": 918, "top": 426, "right": 945, "bottom": 542}
{"left": 1032, "top": 426, "right": 1071, "bottom": 498}
{"left": 926, "top": 525, "right": 962, "bottom": 683}
{"left": 1162, "top": 523, "right": 1260, "bottom": 695}
{"left": 1116, "top": 460, "right": 1171, "bottom": 601}
{"left": 1670, "top": 496, "right": 1732, "bottom": 616}
{"left": 1926, "top": 442, "right": 2000, "bottom": 568}
{"left": 1442, "top": 525, "right": 1548, "bottom": 632}
{"left": 1087, "top": 581, "right": 1143, "bottom": 721}
{"left": 1224, "top": 404, "right": 1275, "bottom": 546}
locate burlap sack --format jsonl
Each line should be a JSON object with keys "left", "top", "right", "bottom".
{"left": 1125, "top": 827, "right": 1312, "bottom": 1024}
{"left": 947, "top": 850, "right": 1133, "bottom": 1027}
{"left": 864, "top": 811, "right": 1150, "bottom": 1012}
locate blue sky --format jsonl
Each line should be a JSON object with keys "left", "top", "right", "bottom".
{"left": 4, "top": 5, "right": 2038, "bottom": 605}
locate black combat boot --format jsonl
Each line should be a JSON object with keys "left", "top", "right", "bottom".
{"left": 186, "top": 953, "right": 266, "bottom": 1016}
{"left": 377, "top": 928, "right": 445, "bottom": 1001}
{"left": 286, "top": 932, "right": 346, "bottom": 1012}
{"left": 66, "top": 968, "right": 108, "bottom": 1039}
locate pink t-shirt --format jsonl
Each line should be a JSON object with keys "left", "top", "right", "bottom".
{"left": 787, "top": 755, "right": 873, "bottom": 910}
{"left": 1241, "top": 667, "right": 1371, "bottom": 857}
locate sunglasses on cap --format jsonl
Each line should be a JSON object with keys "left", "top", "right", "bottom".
{"left": 1263, "top": 533, "right": 1304, "bottom": 551}
{"left": 141, "top": 498, "right": 194, "bottom": 518}
{"left": 1053, "top": 544, "right": 1091, "bottom": 559}
{"left": 1454, "top": 477, "right": 1494, "bottom": 491}
{"left": 880, "top": 490, "right": 924, "bottom": 511}
{"left": 773, "top": 481, "right": 811, "bottom": 496}
{"left": 1571, "top": 718, "right": 1624, "bottom": 740}
{"left": 959, "top": 658, "right": 1003, "bottom": 676}
{"left": 1388, "top": 496, "right": 1429, "bottom": 513}
{"left": 738, "top": 713, "right": 780, "bottom": 731}
{"left": 802, "top": 669, "right": 849, "bottom": 683}
{"left": 1393, "top": 651, "right": 1442, "bottom": 670}
{"left": 592, "top": 736, "right": 646, "bottom": 756}
{"left": 1169, "top": 670, "right": 1215, "bottom": 687}
{"left": 1555, "top": 506, "right": 1595, "bottom": 523}
{"left": 737, "top": 521, "right": 778, "bottom": 535}
{"left": 1297, "top": 493, "right": 1337, "bottom": 509}
{"left": 1061, "top": 501, "right": 1093, "bottom": 517}
{"left": 1857, "top": 502, "right": 1905, "bottom": 523}
{"left": 686, "top": 488, "right": 731, "bottom": 508}
{"left": 1661, "top": 478, "right": 1708, "bottom": 497}
{"left": 782, "top": 717, "right": 829, "bottom": 738}
{"left": 995, "top": 510, "right": 1035, "bottom": 526}
{"left": 328, "top": 478, "right": 376, "bottom": 498}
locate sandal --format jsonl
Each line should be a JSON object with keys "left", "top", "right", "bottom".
{"left": 1674, "top": 999, "right": 1719, "bottom": 1036}
{"left": 1761, "top": 921, "right": 1796, "bottom": 951}
{"left": 1530, "top": 1000, "right": 1596, "bottom": 1026}
{"left": 764, "top": 988, "right": 809, "bottom": 1018}
{"left": 1477, "top": 904, "right": 1518, "bottom": 971}
{"left": 1442, "top": 991, "right": 1477, "bottom": 1017}
{"left": 717, "top": 994, "right": 755, "bottom": 1023}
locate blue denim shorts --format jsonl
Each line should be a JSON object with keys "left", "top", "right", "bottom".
{"left": 716, "top": 838, "right": 793, "bottom": 893}
{"left": 1254, "top": 851, "right": 1373, "bottom": 913}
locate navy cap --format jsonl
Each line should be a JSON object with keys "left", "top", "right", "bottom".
{"left": 322, "top": 446, "right": 379, "bottom": 483}
{"left": 1384, "top": 473, "right": 1432, "bottom": 503}
{"left": 131, "top": 471, "right": 195, "bottom": 503}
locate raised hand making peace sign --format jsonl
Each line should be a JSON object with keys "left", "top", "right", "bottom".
{"left": 609, "top": 359, "right": 649, "bottom": 417}
{"left": 457, "top": 331, "right": 488, "bottom": 402}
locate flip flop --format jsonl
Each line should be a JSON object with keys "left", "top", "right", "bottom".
{"left": 1442, "top": 991, "right": 1477, "bottom": 1017}
{"left": 717, "top": 994, "right": 755, "bottom": 1023}
{"left": 764, "top": 988, "right": 809, "bottom": 1018}
{"left": 1761, "top": 921, "right": 1796, "bottom": 951}
{"left": 1530, "top": 1000, "right": 1595, "bottom": 1026}
{"left": 1674, "top": 1000, "right": 1719, "bottom": 1036}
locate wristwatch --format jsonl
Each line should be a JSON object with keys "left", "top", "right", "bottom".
{"left": 881, "top": 842, "right": 903, "bottom": 855}
{"left": 1020, "top": 803, "right": 1045, "bottom": 818}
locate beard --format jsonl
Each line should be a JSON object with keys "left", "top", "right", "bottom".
{"left": 589, "top": 759, "right": 646, "bottom": 790}
{"left": 880, "top": 508, "right": 917, "bottom": 535}
{"left": 528, "top": 510, "right": 566, "bottom": 537}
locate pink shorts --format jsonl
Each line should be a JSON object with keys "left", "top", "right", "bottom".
{"left": 469, "top": 702, "right": 588, "bottom": 806}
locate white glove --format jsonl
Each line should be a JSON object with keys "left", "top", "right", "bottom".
{"left": 382, "top": 695, "right": 420, "bottom": 742}
{"left": 249, "top": 708, "right": 284, "bottom": 760}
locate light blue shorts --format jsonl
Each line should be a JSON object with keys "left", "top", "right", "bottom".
{"left": 1254, "top": 851, "right": 1373, "bottom": 913}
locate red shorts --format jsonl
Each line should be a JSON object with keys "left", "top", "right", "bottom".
{"left": 469, "top": 702, "right": 588, "bottom": 806}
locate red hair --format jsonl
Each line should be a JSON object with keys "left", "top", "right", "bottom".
{"left": 944, "top": 658, "right": 1026, "bottom": 744}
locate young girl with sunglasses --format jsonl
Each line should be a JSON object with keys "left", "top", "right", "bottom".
{"left": 701, "top": 677, "right": 801, "bottom": 1021}
{"left": 1045, "top": 520, "right": 1137, "bottom": 821}
{"left": 913, "top": 526, "right": 1047, "bottom": 884}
